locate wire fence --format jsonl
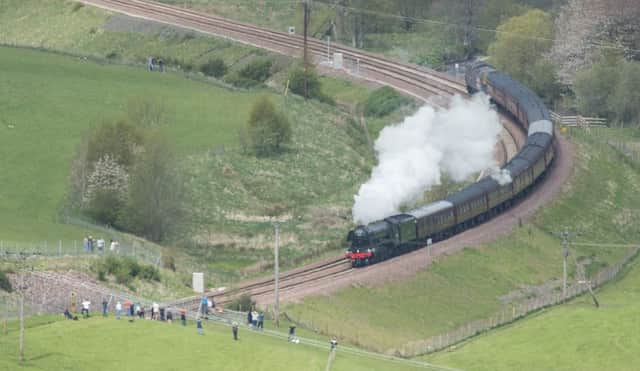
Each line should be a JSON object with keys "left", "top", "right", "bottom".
{"left": 0, "top": 240, "right": 162, "bottom": 267}
{"left": 393, "top": 245, "right": 640, "bottom": 357}
{"left": 285, "top": 246, "right": 640, "bottom": 358}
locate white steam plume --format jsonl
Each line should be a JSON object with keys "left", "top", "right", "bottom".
{"left": 352, "top": 94, "right": 501, "bottom": 224}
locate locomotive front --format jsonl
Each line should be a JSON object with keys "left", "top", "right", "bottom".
{"left": 346, "top": 226, "right": 374, "bottom": 267}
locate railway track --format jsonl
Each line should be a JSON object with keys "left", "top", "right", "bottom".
{"left": 79, "top": 0, "right": 524, "bottom": 307}
{"left": 167, "top": 256, "right": 352, "bottom": 310}
{"left": 81, "top": 0, "right": 465, "bottom": 102}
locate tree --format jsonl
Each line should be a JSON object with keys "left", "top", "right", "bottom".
{"left": 86, "top": 119, "right": 143, "bottom": 169}
{"left": 287, "top": 65, "right": 333, "bottom": 104}
{"left": 573, "top": 56, "right": 620, "bottom": 118}
{"left": 84, "top": 154, "right": 129, "bottom": 226}
{"left": 488, "top": 9, "right": 558, "bottom": 102}
{"left": 247, "top": 96, "right": 292, "bottom": 156}
{"left": 124, "top": 132, "right": 185, "bottom": 242}
{"left": 611, "top": 60, "right": 640, "bottom": 125}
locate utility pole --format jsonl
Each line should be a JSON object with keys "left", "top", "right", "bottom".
{"left": 303, "top": 0, "right": 311, "bottom": 99}
{"left": 561, "top": 228, "right": 569, "bottom": 298}
{"left": 273, "top": 221, "right": 280, "bottom": 328}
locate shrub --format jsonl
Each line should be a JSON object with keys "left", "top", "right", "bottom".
{"left": 224, "top": 73, "right": 260, "bottom": 89}
{"left": 93, "top": 255, "right": 160, "bottom": 287}
{"left": 239, "top": 58, "right": 273, "bottom": 82}
{"left": 247, "top": 96, "right": 292, "bottom": 156}
{"left": 227, "top": 293, "right": 253, "bottom": 312}
{"left": 363, "top": 86, "right": 410, "bottom": 117}
{"left": 162, "top": 255, "right": 176, "bottom": 272}
{"left": 85, "top": 188, "right": 125, "bottom": 227}
{"left": 287, "top": 65, "right": 334, "bottom": 104}
{"left": 0, "top": 270, "right": 12, "bottom": 292}
{"left": 200, "top": 58, "right": 228, "bottom": 78}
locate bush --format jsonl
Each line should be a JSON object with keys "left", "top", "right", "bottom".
{"left": 93, "top": 255, "right": 160, "bottom": 287}
{"left": 227, "top": 293, "right": 254, "bottom": 312}
{"left": 287, "top": 65, "right": 334, "bottom": 104}
{"left": 238, "top": 58, "right": 273, "bottom": 82}
{"left": 85, "top": 189, "right": 125, "bottom": 227}
{"left": 162, "top": 255, "right": 176, "bottom": 272}
{"left": 247, "top": 96, "right": 292, "bottom": 156}
{"left": 363, "top": 86, "right": 410, "bottom": 117}
{"left": 0, "top": 270, "right": 12, "bottom": 292}
{"left": 224, "top": 73, "right": 260, "bottom": 89}
{"left": 200, "top": 58, "right": 228, "bottom": 78}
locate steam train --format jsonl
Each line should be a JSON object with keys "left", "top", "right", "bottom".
{"left": 346, "top": 62, "right": 555, "bottom": 267}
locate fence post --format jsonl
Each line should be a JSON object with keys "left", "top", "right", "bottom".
{"left": 74, "top": 240, "right": 77, "bottom": 254}
{"left": 58, "top": 240, "right": 62, "bottom": 256}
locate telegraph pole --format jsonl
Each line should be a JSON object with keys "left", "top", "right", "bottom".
{"left": 561, "top": 228, "right": 569, "bottom": 298}
{"left": 273, "top": 222, "right": 280, "bottom": 328}
{"left": 302, "top": 0, "right": 311, "bottom": 99}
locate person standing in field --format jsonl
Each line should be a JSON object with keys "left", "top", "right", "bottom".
{"left": 147, "top": 56, "right": 154, "bottom": 71}
{"left": 97, "top": 238, "right": 105, "bottom": 253}
{"left": 102, "top": 298, "right": 108, "bottom": 317}
{"left": 115, "top": 301, "right": 122, "bottom": 320}
{"left": 257, "top": 312, "right": 264, "bottom": 330}
{"left": 180, "top": 308, "right": 187, "bottom": 326}
{"left": 196, "top": 317, "right": 203, "bottom": 335}
{"left": 81, "top": 299, "right": 91, "bottom": 318}
{"left": 166, "top": 307, "right": 173, "bottom": 324}
{"left": 232, "top": 321, "right": 239, "bottom": 340}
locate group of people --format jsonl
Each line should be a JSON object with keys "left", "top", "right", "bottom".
{"left": 147, "top": 56, "right": 165, "bottom": 72}
{"left": 247, "top": 309, "right": 265, "bottom": 330}
{"left": 62, "top": 297, "right": 338, "bottom": 350}
{"left": 113, "top": 300, "right": 180, "bottom": 324}
{"left": 83, "top": 236, "right": 120, "bottom": 253}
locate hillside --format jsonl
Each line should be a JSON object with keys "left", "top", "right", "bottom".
{"left": 284, "top": 128, "right": 640, "bottom": 353}
{"left": 425, "top": 253, "right": 640, "bottom": 370}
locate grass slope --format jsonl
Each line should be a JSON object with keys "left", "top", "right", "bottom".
{"left": 0, "top": 44, "right": 375, "bottom": 284}
{"left": 0, "top": 316, "right": 427, "bottom": 371}
{"left": 425, "top": 255, "right": 640, "bottom": 371}
{"left": 285, "top": 128, "right": 640, "bottom": 352}
{"left": 0, "top": 45, "right": 260, "bottom": 241}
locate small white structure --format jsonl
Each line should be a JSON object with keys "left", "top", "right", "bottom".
{"left": 288, "top": 26, "right": 295, "bottom": 35}
{"left": 333, "top": 52, "right": 343, "bottom": 69}
{"left": 192, "top": 272, "right": 204, "bottom": 293}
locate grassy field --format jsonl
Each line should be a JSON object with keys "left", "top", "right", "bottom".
{"left": 284, "top": 128, "right": 640, "bottom": 352}
{"left": 0, "top": 45, "right": 262, "bottom": 240}
{"left": 425, "top": 254, "right": 640, "bottom": 371}
{"left": 0, "top": 41, "right": 378, "bottom": 284}
{"left": 0, "top": 316, "right": 434, "bottom": 371}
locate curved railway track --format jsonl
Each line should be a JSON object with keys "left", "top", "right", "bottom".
{"left": 167, "top": 256, "right": 352, "bottom": 310}
{"left": 80, "top": 0, "right": 525, "bottom": 307}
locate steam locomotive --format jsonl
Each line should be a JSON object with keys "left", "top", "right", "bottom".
{"left": 346, "top": 62, "right": 555, "bottom": 267}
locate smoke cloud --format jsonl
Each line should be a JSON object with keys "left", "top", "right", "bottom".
{"left": 352, "top": 94, "right": 501, "bottom": 224}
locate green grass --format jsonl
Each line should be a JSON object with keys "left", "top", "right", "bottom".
{"left": 424, "top": 255, "right": 640, "bottom": 371}
{"left": 0, "top": 45, "right": 265, "bottom": 241}
{"left": 0, "top": 316, "right": 431, "bottom": 371}
{"left": 285, "top": 128, "right": 640, "bottom": 352}
{"left": 0, "top": 43, "right": 376, "bottom": 285}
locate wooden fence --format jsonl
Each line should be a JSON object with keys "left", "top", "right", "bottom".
{"left": 550, "top": 111, "right": 607, "bottom": 128}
